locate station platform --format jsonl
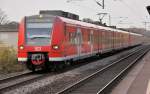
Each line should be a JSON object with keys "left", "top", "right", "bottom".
{"left": 111, "top": 50, "right": 150, "bottom": 94}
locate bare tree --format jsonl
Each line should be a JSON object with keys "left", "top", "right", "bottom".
{"left": 0, "top": 9, "right": 9, "bottom": 25}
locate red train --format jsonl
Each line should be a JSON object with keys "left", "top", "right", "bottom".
{"left": 18, "top": 14, "right": 143, "bottom": 71}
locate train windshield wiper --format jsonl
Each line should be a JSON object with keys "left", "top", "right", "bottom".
{"left": 29, "top": 35, "right": 50, "bottom": 39}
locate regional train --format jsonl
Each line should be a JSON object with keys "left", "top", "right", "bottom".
{"left": 18, "top": 14, "right": 144, "bottom": 71}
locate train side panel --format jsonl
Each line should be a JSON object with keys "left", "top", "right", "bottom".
{"left": 49, "top": 18, "right": 66, "bottom": 60}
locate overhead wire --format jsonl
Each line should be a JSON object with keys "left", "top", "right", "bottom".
{"left": 67, "top": 0, "right": 147, "bottom": 27}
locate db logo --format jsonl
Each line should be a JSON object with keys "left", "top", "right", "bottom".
{"left": 34, "top": 47, "right": 42, "bottom": 51}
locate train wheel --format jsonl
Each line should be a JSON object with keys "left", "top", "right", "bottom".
{"left": 70, "top": 59, "right": 74, "bottom": 66}
{"left": 58, "top": 63, "right": 64, "bottom": 70}
{"left": 51, "top": 65, "right": 59, "bottom": 72}
{"left": 65, "top": 61, "right": 71, "bottom": 66}
{"left": 31, "top": 65, "right": 35, "bottom": 72}
{"left": 51, "top": 62, "right": 65, "bottom": 72}
{"left": 26, "top": 62, "right": 35, "bottom": 72}
{"left": 42, "top": 62, "right": 49, "bottom": 72}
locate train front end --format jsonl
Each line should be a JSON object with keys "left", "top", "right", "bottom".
{"left": 18, "top": 15, "right": 57, "bottom": 71}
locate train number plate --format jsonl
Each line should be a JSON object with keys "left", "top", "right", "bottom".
{"left": 34, "top": 47, "right": 42, "bottom": 51}
{"left": 31, "top": 54, "right": 45, "bottom": 65}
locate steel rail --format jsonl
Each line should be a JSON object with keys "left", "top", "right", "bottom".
{"left": 97, "top": 46, "right": 150, "bottom": 94}
{"left": 0, "top": 72, "right": 32, "bottom": 84}
{"left": 0, "top": 72, "right": 49, "bottom": 93}
{"left": 56, "top": 45, "right": 149, "bottom": 94}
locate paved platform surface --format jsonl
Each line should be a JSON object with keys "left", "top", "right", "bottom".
{"left": 111, "top": 50, "right": 150, "bottom": 94}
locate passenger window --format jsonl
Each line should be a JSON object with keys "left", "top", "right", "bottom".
{"left": 69, "top": 32, "right": 77, "bottom": 45}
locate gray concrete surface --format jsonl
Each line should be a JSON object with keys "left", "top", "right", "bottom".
{"left": 111, "top": 50, "right": 150, "bottom": 94}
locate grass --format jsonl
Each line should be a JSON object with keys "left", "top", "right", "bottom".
{"left": 0, "top": 44, "right": 26, "bottom": 74}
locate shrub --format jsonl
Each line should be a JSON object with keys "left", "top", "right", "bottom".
{"left": 0, "top": 46, "right": 26, "bottom": 73}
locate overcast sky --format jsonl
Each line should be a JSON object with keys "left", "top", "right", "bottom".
{"left": 0, "top": 0, "right": 150, "bottom": 29}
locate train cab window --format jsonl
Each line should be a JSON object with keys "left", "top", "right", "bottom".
{"left": 26, "top": 22, "right": 53, "bottom": 46}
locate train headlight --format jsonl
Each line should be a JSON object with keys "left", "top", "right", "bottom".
{"left": 52, "top": 45, "right": 59, "bottom": 50}
{"left": 19, "top": 45, "right": 24, "bottom": 50}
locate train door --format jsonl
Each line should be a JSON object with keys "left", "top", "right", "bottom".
{"left": 90, "top": 30, "right": 93, "bottom": 54}
{"left": 112, "top": 31, "right": 114, "bottom": 49}
{"left": 77, "top": 27, "right": 82, "bottom": 58}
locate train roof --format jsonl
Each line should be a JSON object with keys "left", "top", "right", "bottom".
{"left": 26, "top": 14, "right": 143, "bottom": 36}
{"left": 58, "top": 16, "right": 144, "bottom": 36}
{"left": 58, "top": 16, "right": 127, "bottom": 32}
{"left": 130, "top": 32, "right": 143, "bottom": 36}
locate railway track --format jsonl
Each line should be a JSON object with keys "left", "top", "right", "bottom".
{"left": 56, "top": 45, "right": 150, "bottom": 94}
{"left": 0, "top": 72, "right": 32, "bottom": 84}
{"left": 0, "top": 71, "right": 52, "bottom": 93}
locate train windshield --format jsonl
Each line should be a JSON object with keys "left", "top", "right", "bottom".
{"left": 26, "top": 23, "right": 53, "bottom": 46}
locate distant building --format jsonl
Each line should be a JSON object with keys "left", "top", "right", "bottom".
{"left": 0, "top": 24, "right": 18, "bottom": 48}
